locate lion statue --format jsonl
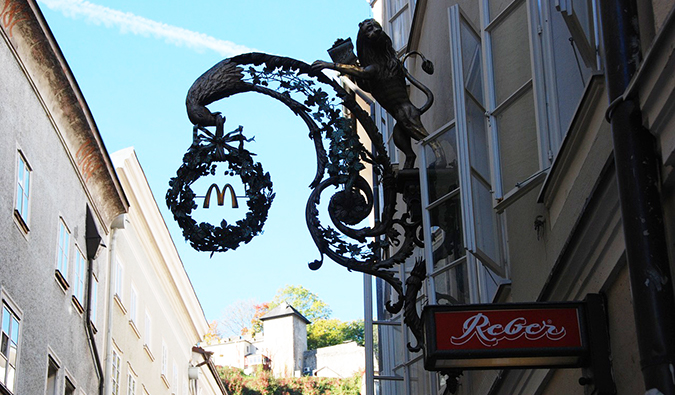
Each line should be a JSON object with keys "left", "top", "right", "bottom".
{"left": 312, "top": 18, "right": 434, "bottom": 168}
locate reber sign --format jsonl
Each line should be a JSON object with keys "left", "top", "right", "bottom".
{"left": 449, "top": 312, "right": 568, "bottom": 347}
{"left": 423, "top": 302, "right": 588, "bottom": 370}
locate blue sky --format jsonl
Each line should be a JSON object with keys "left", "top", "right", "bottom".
{"left": 37, "top": 0, "right": 374, "bottom": 328}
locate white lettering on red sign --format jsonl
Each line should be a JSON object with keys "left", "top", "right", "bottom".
{"left": 450, "top": 313, "right": 567, "bottom": 347}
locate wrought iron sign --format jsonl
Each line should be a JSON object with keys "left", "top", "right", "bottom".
{"left": 167, "top": 19, "right": 435, "bottom": 347}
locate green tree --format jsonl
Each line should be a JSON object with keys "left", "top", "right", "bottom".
{"left": 269, "top": 285, "right": 331, "bottom": 322}
{"left": 307, "top": 319, "right": 365, "bottom": 349}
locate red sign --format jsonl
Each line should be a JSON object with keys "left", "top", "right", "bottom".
{"left": 423, "top": 302, "right": 589, "bottom": 370}
{"left": 436, "top": 308, "right": 582, "bottom": 350}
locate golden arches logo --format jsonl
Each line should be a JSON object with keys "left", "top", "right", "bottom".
{"left": 203, "top": 183, "right": 239, "bottom": 209}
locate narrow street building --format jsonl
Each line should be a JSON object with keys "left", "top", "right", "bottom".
{"left": 0, "top": 1, "right": 127, "bottom": 393}
{"left": 110, "top": 147, "right": 227, "bottom": 395}
{"left": 1, "top": 2, "right": 227, "bottom": 394}
{"left": 363, "top": 0, "right": 675, "bottom": 393}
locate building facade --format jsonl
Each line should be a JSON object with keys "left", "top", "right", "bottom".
{"left": 361, "top": 0, "right": 675, "bottom": 394}
{"left": 0, "top": 1, "right": 127, "bottom": 394}
{"left": 110, "top": 148, "right": 227, "bottom": 395}
{"left": 1, "top": 1, "right": 228, "bottom": 394}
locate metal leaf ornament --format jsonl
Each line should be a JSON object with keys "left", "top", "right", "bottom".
{"left": 166, "top": 115, "right": 274, "bottom": 254}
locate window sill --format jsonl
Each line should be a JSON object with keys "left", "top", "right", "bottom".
{"left": 114, "top": 294, "right": 127, "bottom": 315}
{"left": 494, "top": 169, "right": 549, "bottom": 214}
{"left": 13, "top": 210, "right": 29, "bottom": 235}
{"left": 160, "top": 374, "right": 170, "bottom": 389}
{"left": 55, "top": 270, "right": 70, "bottom": 292}
{"left": 537, "top": 74, "right": 605, "bottom": 207}
{"left": 144, "top": 344, "right": 155, "bottom": 361}
{"left": 71, "top": 296, "right": 84, "bottom": 315}
{"left": 129, "top": 320, "right": 141, "bottom": 339}
{"left": 0, "top": 381, "right": 13, "bottom": 395}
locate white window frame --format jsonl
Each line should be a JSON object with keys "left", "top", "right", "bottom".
{"left": 129, "top": 286, "right": 138, "bottom": 325}
{"left": 114, "top": 259, "right": 124, "bottom": 300}
{"left": 144, "top": 312, "right": 152, "bottom": 350}
{"left": 14, "top": 150, "right": 31, "bottom": 230}
{"left": 127, "top": 373, "right": 136, "bottom": 395}
{"left": 161, "top": 341, "right": 168, "bottom": 378}
{"left": 1, "top": 299, "right": 21, "bottom": 393}
{"left": 418, "top": 5, "right": 506, "bottom": 307}
{"left": 530, "top": 0, "right": 598, "bottom": 163}
{"left": 387, "top": 0, "right": 414, "bottom": 52}
{"left": 46, "top": 355, "right": 59, "bottom": 395}
{"left": 481, "top": 0, "right": 543, "bottom": 202}
{"left": 56, "top": 218, "right": 71, "bottom": 286}
{"left": 555, "top": 0, "right": 600, "bottom": 68}
{"left": 90, "top": 274, "right": 99, "bottom": 329}
{"left": 64, "top": 376, "right": 76, "bottom": 395}
{"left": 172, "top": 360, "right": 178, "bottom": 391}
{"left": 111, "top": 350, "right": 121, "bottom": 395}
{"left": 374, "top": 103, "right": 399, "bottom": 165}
{"left": 73, "top": 246, "right": 86, "bottom": 307}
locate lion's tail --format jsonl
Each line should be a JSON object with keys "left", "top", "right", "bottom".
{"left": 400, "top": 51, "right": 435, "bottom": 114}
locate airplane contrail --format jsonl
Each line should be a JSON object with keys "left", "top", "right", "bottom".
{"left": 38, "top": 0, "right": 254, "bottom": 56}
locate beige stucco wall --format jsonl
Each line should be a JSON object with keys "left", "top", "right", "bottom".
{"left": 370, "top": 0, "right": 675, "bottom": 393}
{"left": 109, "top": 148, "right": 222, "bottom": 395}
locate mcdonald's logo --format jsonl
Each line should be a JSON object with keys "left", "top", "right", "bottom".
{"left": 203, "top": 183, "right": 239, "bottom": 209}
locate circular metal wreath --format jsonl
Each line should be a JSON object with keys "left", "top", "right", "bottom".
{"left": 166, "top": 130, "right": 274, "bottom": 253}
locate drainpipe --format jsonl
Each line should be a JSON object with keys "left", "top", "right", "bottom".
{"left": 599, "top": 1, "right": 675, "bottom": 393}
{"left": 85, "top": 208, "right": 105, "bottom": 395}
{"left": 103, "top": 214, "right": 127, "bottom": 395}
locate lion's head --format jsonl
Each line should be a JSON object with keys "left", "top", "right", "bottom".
{"left": 356, "top": 19, "right": 399, "bottom": 72}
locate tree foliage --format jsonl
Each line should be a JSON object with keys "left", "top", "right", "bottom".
{"left": 307, "top": 319, "right": 365, "bottom": 350}
{"left": 203, "top": 320, "right": 222, "bottom": 345}
{"left": 269, "top": 285, "right": 332, "bottom": 322}
{"left": 251, "top": 302, "right": 270, "bottom": 335}
{"left": 219, "top": 366, "right": 362, "bottom": 395}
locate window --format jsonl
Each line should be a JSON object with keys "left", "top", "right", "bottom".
{"left": 64, "top": 377, "right": 75, "bottom": 395}
{"left": 144, "top": 312, "right": 152, "bottom": 349}
{"left": 555, "top": 0, "right": 599, "bottom": 68}
{"left": 532, "top": 0, "right": 595, "bottom": 158}
{"left": 129, "top": 287, "right": 137, "bottom": 325}
{"left": 418, "top": 5, "right": 504, "bottom": 306}
{"left": 482, "top": 0, "right": 540, "bottom": 198}
{"left": 172, "top": 361, "right": 178, "bottom": 392}
{"left": 73, "top": 247, "right": 86, "bottom": 310}
{"left": 46, "top": 357, "right": 59, "bottom": 395}
{"left": 111, "top": 351, "right": 121, "bottom": 395}
{"left": 14, "top": 151, "right": 31, "bottom": 229}
{"left": 56, "top": 219, "right": 71, "bottom": 288}
{"left": 90, "top": 275, "right": 99, "bottom": 328}
{"left": 127, "top": 374, "right": 136, "bottom": 395}
{"left": 114, "top": 259, "right": 124, "bottom": 301}
{"left": 1, "top": 304, "right": 20, "bottom": 392}
{"left": 161, "top": 342, "right": 168, "bottom": 378}
{"left": 374, "top": 104, "right": 399, "bottom": 164}
{"left": 387, "top": 0, "right": 414, "bottom": 51}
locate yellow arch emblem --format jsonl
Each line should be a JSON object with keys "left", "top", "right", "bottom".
{"left": 203, "top": 183, "right": 239, "bottom": 209}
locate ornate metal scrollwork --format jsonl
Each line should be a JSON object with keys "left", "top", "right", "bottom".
{"left": 171, "top": 20, "right": 437, "bottom": 351}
